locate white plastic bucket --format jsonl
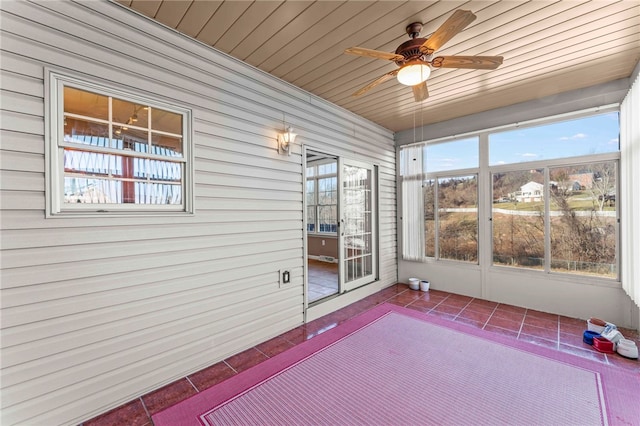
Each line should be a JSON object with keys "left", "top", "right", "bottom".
{"left": 408, "top": 278, "right": 420, "bottom": 290}
{"left": 420, "top": 280, "right": 430, "bottom": 291}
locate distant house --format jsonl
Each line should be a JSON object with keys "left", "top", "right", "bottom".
{"left": 569, "top": 172, "right": 594, "bottom": 189}
{"left": 551, "top": 180, "right": 582, "bottom": 192}
{"left": 513, "top": 181, "right": 544, "bottom": 202}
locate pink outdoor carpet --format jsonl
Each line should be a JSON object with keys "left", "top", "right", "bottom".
{"left": 153, "top": 303, "right": 640, "bottom": 426}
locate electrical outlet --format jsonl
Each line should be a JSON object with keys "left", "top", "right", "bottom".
{"left": 279, "top": 269, "right": 291, "bottom": 287}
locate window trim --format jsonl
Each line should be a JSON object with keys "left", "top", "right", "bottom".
{"left": 45, "top": 69, "right": 194, "bottom": 217}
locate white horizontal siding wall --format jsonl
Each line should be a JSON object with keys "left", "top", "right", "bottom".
{"left": 0, "top": 1, "right": 397, "bottom": 425}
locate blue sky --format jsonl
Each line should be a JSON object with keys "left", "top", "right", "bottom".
{"left": 425, "top": 112, "right": 619, "bottom": 172}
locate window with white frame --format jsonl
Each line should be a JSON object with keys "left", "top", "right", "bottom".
{"left": 47, "top": 72, "right": 192, "bottom": 215}
{"left": 423, "top": 137, "right": 479, "bottom": 263}
{"left": 306, "top": 160, "right": 337, "bottom": 233}
{"left": 401, "top": 108, "right": 620, "bottom": 280}
{"left": 489, "top": 112, "right": 619, "bottom": 277}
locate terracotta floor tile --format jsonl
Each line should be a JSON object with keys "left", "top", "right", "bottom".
{"left": 463, "top": 303, "right": 496, "bottom": 316}
{"left": 492, "top": 309, "right": 525, "bottom": 322}
{"left": 407, "top": 298, "right": 440, "bottom": 311}
{"left": 142, "top": 378, "right": 197, "bottom": 415}
{"left": 483, "top": 325, "right": 519, "bottom": 339}
{"left": 518, "top": 333, "right": 558, "bottom": 350}
{"left": 426, "top": 310, "right": 456, "bottom": 322}
{"left": 605, "top": 353, "right": 640, "bottom": 372}
{"left": 559, "top": 316, "right": 587, "bottom": 334}
{"left": 387, "top": 291, "right": 421, "bottom": 306}
{"left": 521, "top": 324, "right": 558, "bottom": 340}
{"left": 83, "top": 399, "right": 150, "bottom": 426}
{"left": 279, "top": 325, "right": 307, "bottom": 345}
{"left": 559, "top": 343, "right": 607, "bottom": 363}
{"left": 305, "top": 318, "right": 338, "bottom": 339}
{"left": 455, "top": 316, "right": 485, "bottom": 329}
{"left": 525, "top": 309, "right": 559, "bottom": 321}
{"left": 188, "top": 361, "right": 236, "bottom": 391}
{"left": 486, "top": 315, "right": 522, "bottom": 332}
{"left": 406, "top": 304, "right": 432, "bottom": 314}
{"left": 418, "top": 292, "right": 448, "bottom": 303}
{"left": 440, "top": 295, "right": 473, "bottom": 309}
{"left": 457, "top": 308, "right": 491, "bottom": 323}
{"left": 256, "top": 336, "right": 296, "bottom": 358}
{"left": 225, "top": 347, "right": 269, "bottom": 373}
{"left": 559, "top": 331, "right": 591, "bottom": 349}
{"left": 524, "top": 315, "right": 559, "bottom": 330}
{"left": 495, "top": 303, "right": 527, "bottom": 315}
{"left": 468, "top": 299, "right": 499, "bottom": 309}
{"left": 432, "top": 303, "right": 464, "bottom": 316}
{"left": 427, "top": 289, "right": 451, "bottom": 297}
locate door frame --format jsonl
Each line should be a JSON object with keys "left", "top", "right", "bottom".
{"left": 302, "top": 145, "right": 380, "bottom": 320}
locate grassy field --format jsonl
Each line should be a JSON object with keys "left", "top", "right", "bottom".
{"left": 494, "top": 194, "right": 615, "bottom": 212}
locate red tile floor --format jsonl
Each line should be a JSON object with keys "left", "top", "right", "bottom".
{"left": 82, "top": 284, "right": 639, "bottom": 426}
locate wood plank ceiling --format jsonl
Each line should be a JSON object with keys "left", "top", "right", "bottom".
{"left": 117, "top": 0, "right": 640, "bottom": 133}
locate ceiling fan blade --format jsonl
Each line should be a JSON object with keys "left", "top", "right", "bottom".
{"left": 412, "top": 81, "right": 429, "bottom": 102}
{"left": 421, "top": 9, "right": 476, "bottom": 54}
{"left": 344, "top": 47, "right": 404, "bottom": 62}
{"left": 352, "top": 70, "right": 400, "bottom": 96}
{"left": 431, "top": 55, "right": 503, "bottom": 69}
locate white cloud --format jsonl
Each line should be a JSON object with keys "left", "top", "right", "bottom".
{"left": 608, "top": 138, "right": 619, "bottom": 145}
{"left": 559, "top": 133, "right": 587, "bottom": 141}
{"left": 521, "top": 153, "right": 538, "bottom": 157}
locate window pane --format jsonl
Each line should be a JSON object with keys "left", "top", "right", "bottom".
{"left": 307, "top": 206, "right": 316, "bottom": 232}
{"left": 318, "top": 177, "right": 336, "bottom": 205}
{"left": 64, "top": 117, "right": 109, "bottom": 146}
{"left": 116, "top": 127, "right": 148, "bottom": 151}
{"left": 306, "top": 180, "right": 315, "bottom": 205}
{"left": 113, "top": 98, "right": 148, "bottom": 129}
{"left": 64, "top": 86, "right": 108, "bottom": 120}
{"left": 438, "top": 175, "right": 478, "bottom": 262}
{"left": 424, "top": 179, "right": 435, "bottom": 257}
{"left": 489, "top": 112, "right": 619, "bottom": 165}
{"left": 318, "top": 205, "right": 337, "bottom": 232}
{"left": 152, "top": 108, "right": 182, "bottom": 134}
{"left": 151, "top": 134, "right": 183, "bottom": 157}
{"left": 492, "top": 170, "right": 545, "bottom": 269}
{"left": 549, "top": 162, "right": 617, "bottom": 277}
{"left": 425, "top": 137, "right": 478, "bottom": 173}
{"left": 136, "top": 182, "right": 182, "bottom": 205}
{"left": 64, "top": 177, "right": 122, "bottom": 204}
{"left": 64, "top": 149, "right": 120, "bottom": 176}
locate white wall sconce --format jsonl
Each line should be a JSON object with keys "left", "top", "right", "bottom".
{"left": 277, "top": 127, "right": 297, "bottom": 155}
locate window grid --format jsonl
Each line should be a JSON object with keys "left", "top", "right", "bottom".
{"left": 48, "top": 72, "right": 192, "bottom": 215}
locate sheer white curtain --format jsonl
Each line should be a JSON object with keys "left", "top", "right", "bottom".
{"left": 400, "top": 144, "right": 424, "bottom": 261}
{"left": 620, "top": 73, "right": 640, "bottom": 308}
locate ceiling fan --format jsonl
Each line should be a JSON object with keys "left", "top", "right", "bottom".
{"left": 344, "top": 10, "right": 503, "bottom": 102}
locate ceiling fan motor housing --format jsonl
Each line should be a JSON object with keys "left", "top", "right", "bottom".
{"left": 394, "top": 38, "right": 429, "bottom": 66}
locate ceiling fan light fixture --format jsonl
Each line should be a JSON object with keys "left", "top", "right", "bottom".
{"left": 397, "top": 61, "right": 431, "bottom": 86}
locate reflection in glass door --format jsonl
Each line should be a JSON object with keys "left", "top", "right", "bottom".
{"left": 339, "top": 160, "right": 377, "bottom": 291}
